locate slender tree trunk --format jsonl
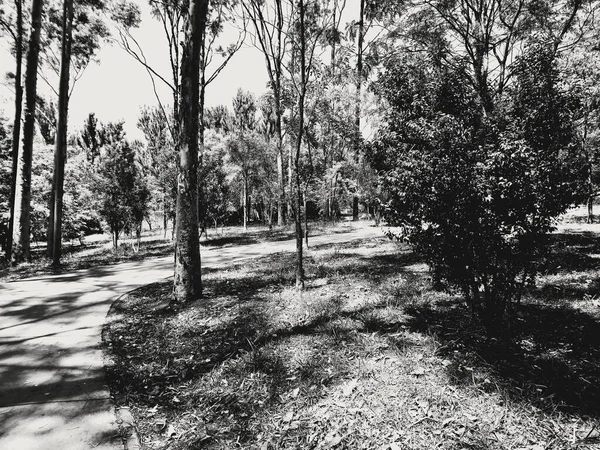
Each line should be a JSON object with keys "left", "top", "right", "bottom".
{"left": 12, "top": 0, "right": 44, "bottom": 264}
{"left": 353, "top": 0, "right": 365, "bottom": 221}
{"left": 49, "top": 0, "right": 74, "bottom": 266}
{"left": 588, "top": 161, "right": 594, "bottom": 224}
{"left": 276, "top": 92, "right": 285, "bottom": 226}
{"left": 243, "top": 176, "right": 248, "bottom": 230}
{"left": 288, "top": 143, "right": 293, "bottom": 219}
{"left": 304, "top": 188, "right": 308, "bottom": 248}
{"left": 7, "top": 0, "right": 24, "bottom": 260}
{"left": 173, "top": 0, "right": 207, "bottom": 303}
{"left": 294, "top": 0, "right": 308, "bottom": 289}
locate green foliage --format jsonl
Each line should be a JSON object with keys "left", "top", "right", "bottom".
{"left": 372, "top": 48, "right": 587, "bottom": 332}
{"left": 137, "top": 106, "right": 177, "bottom": 225}
{"left": 199, "top": 130, "right": 230, "bottom": 227}
{"left": 93, "top": 121, "right": 150, "bottom": 248}
{"left": 0, "top": 116, "right": 12, "bottom": 256}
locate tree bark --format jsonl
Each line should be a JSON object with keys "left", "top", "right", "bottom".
{"left": 353, "top": 0, "right": 365, "bottom": 222}
{"left": 7, "top": 0, "right": 23, "bottom": 260}
{"left": 294, "top": 0, "right": 308, "bottom": 289}
{"left": 49, "top": 0, "right": 74, "bottom": 266}
{"left": 173, "top": 0, "right": 207, "bottom": 303}
{"left": 243, "top": 175, "right": 248, "bottom": 230}
{"left": 12, "top": 0, "right": 44, "bottom": 264}
{"left": 304, "top": 188, "right": 308, "bottom": 248}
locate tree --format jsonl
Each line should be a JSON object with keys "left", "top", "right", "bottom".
{"left": 0, "top": 0, "right": 25, "bottom": 259}
{"left": 243, "top": 0, "right": 291, "bottom": 226}
{"left": 0, "top": 116, "right": 12, "bottom": 256}
{"left": 372, "top": 48, "right": 587, "bottom": 334}
{"left": 286, "top": 0, "right": 331, "bottom": 287}
{"left": 94, "top": 123, "right": 149, "bottom": 252}
{"left": 43, "top": 0, "right": 110, "bottom": 263}
{"left": 226, "top": 131, "right": 270, "bottom": 230}
{"left": 173, "top": 0, "right": 208, "bottom": 303}
{"left": 48, "top": 0, "right": 74, "bottom": 265}
{"left": 77, "top": 113, "right": 103, "bottom": 163}
{"left": 11, "top": 0, "right": 44, "bottom": 263}
{"left": 137, "top": 106, "right": 177, "bottom": 236}
{"left": 199, "top": 129, "right": 230, "bottom": 231}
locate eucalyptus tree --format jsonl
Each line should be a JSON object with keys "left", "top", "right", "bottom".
{"left": 285, "top": 0, "right": 332, "bottom": 288}
{"left": 0, "top": 0, "right": 25, "bottom": 259}
{"left": 11, "top": 0, "right": 43, "bottom": 263}
{"left": 173, "top": 0, "right": 209, "bottom": 302}
{"left": 243, "top": 0, "right": 292, "bottom": 226}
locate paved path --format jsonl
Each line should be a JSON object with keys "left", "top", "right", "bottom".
{"left": 0, "top": 226, "right": 382, "bottom": 449}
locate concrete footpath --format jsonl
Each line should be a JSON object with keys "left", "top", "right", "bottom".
{"left": 0, "top": 226, "right": 382, "bottom": 449}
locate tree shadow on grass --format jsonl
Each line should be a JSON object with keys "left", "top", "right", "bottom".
{"left": 404, "top": 298, "right": 600, "bottom": 418}
{"left": 539, "top": 231, "right": 600, "bottom": 275}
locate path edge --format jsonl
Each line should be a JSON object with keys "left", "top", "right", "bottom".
{"left": 101, "top": 279, "right": 169, "bottom": 450}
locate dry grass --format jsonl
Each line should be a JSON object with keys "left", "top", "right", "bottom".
{"left": 103, "top": 234, "right": 600, "bottom": 450}
{"left": 0, "top": 235, "right": 174, "bottom": 282}
{"left": 0, "top": 220, "right": 361, "bottom": 282}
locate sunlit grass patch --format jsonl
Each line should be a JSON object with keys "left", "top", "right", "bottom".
{"left": 104, "top": 233, "right": 600, "bottom": 450}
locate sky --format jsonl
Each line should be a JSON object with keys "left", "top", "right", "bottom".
{"left": 0, "top": 1, "right": 362, "bottom": 141}
{"left": 0, "top": 1, "right": 270, "bottom": 140}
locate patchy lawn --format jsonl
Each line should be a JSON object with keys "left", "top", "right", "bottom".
{"left": 0, "top": 235, "right": 174, "bottom": 282}
{"left": 0, "top": 220, "right": 363, "bottom": 282}
{"left": 104, "top": 232, "right": 600, "bottom": 450}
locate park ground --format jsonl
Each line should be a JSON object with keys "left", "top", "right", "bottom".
{"left": 0, "top": 220, "right": 363, "bottom": 282}
{"left": 102, "top": 211, "right": 600, "bottom": 450}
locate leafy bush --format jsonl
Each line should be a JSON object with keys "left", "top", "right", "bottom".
{"left": 372, "top": 48, "right": 587, "bottom": 333}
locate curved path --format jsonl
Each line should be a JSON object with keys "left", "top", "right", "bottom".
{"left": 0, "top": 226, "right": 382, "bottom": 449}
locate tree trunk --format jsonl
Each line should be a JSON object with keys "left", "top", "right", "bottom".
{"left": 294, "top": 0, "right": 308, "bottom": 289}
{"left": 276, "top": 98, "right": 285, "bottom": 226}
{"left": 173, "top": 0, "right": 207, "bottom": 303}
{"left": 268, "top": 198, "right": 273, "bottom": 230}
{"left": 113, "top": 230, "right": 118, "bottom": 253}
{"left": 49, "top": 0, "right": 74, "bottom": 266}
{"left": 304, "top": 188, "right": 308, "bottom": 249}
{"left": 588, "top": 157, "right": 594, "bottom": 224}
{"left": 243, "top": 176, "right": 248, "bottom": 230}
{"left": 352, "top": 0, "right": 365, "bottom": 222}
{"left": 12, "top": 0, "right": 44, "bottom": 264}
{"left": 288, "top": 143, "right": 293, "bottom": 220}
{"left": 7, "top": 0, "right": 24, "bottom": 260}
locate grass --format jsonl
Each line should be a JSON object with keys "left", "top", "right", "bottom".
{"left": 103, "top": 231, "right": 600, "bottom": 450}
{"left": 0, "top": 219, "right": 361, "bottom": 282}
{"left": 0, "top": 234, "right": 174, "bottom": 282}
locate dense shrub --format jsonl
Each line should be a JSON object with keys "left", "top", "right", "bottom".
{"left": 372, "top": 48, "right": 587, "bottom": 333}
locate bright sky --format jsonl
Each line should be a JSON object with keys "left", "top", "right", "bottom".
{"left": 0, "top": 1, "right": 361, "bottom": 141}
{"left": 0, "top": 1, "right": 269, "bottom": 140}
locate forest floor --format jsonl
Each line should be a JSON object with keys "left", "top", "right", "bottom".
{"left": 0, "top": 219, "right": 361, "bottom": 282}
{"left": 104, "top": 215, "right": 600, "bottom": 450}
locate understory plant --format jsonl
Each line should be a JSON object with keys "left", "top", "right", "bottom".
{"left": 372, "top": 47, "right": 587, "bottom": 334}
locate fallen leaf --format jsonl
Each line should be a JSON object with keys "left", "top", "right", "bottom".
{"left": 283, "top": 410, "right": 294, "bottom": 423}
{"left": 291, "top": 387, "right": 300, "bottom": 398}
{"left": 342, "top": 378, "right": 358, "bottom": 396}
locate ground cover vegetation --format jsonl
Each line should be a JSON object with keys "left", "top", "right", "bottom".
{"left": 2, "top": 0, "right": 600, "bottom": 446}
{"left": 104, "top": 232, "right": 600, "bottom": 449}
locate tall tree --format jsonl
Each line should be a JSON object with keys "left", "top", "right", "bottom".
{"left": 11, "top": 0, "right": 44, "bottom": 263}
{"left": 48, "top": 0, "right": 74, "bottom": 265}
{"left": 243, "top": 0, "right": 290, "bottom": 226}
{"left": 351, "top": 0, "right": 364, "bottom": 221}
{"left": 0, "top": 0, "right": 25, "bottom": 259}
{"left": 173, "top": 0, "right": 208, "bottom": 302}
{"left": 286, "top": 0, "right": 329, "bottom": 287}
